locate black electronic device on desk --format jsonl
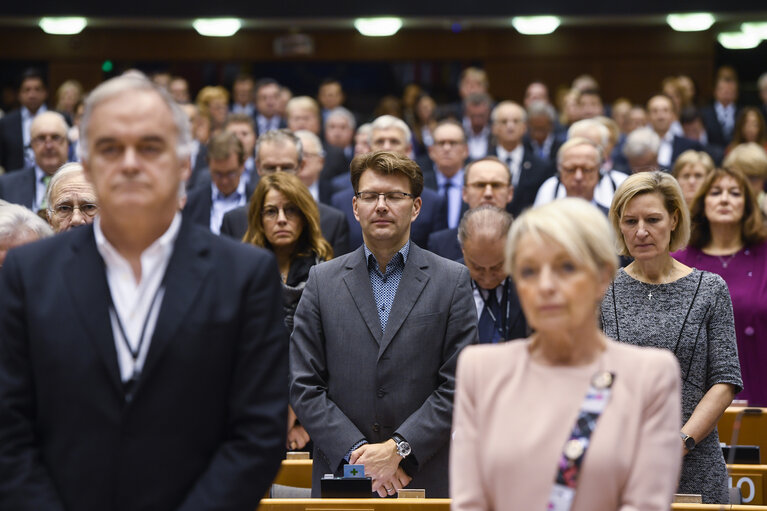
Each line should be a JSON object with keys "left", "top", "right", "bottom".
{"left": 320, "top": 464, "right": 372, "bottom": 498}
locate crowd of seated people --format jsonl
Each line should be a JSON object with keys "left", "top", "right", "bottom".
{"left": 1, "top": 63, "right": 766, "bottom": 506}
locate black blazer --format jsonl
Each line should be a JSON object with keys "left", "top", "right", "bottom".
{"left": 488, "top": 145, "right": 554, "bottom": 218}
{"left": 427, "top": 227, "right": 462, "bottom": 262}
{"left": 0, "top": 219, "right": 288, "bottom": 511}
{"left": 700, "top": 103, "right": 742, "bottom": 149}
{"left": 0, "top": 166, "right": 36, "bottom": 209}
{"left": 183, "top": 180, "right": 257, "bottom": 232}
{"left": 0, "top": 109, "right": 24, "bottom": 173}
{"left": 670, "top": 135, "right": 704, "bottom": 167}
{"left": 220, "top": 202, "right": 351, "bottom": 257}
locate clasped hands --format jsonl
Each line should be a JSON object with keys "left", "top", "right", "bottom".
{"left": 350, "top": 439, "right": 412, "bottom": 497}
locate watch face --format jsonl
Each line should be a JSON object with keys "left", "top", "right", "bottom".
{"left": 684, "top": 436, "right": 695, "bottom": 450}
{"left": 398, "top": 441, "right": 411, "bottom": 457}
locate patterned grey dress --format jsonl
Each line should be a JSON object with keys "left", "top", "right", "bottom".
{"left": 600, "top": 268, "right": 742, "bottom": 504}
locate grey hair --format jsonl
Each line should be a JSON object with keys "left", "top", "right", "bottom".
{"left": 45, "top": 162, "right": 90, "bottom": 213}
{"left": 491, "top": 101, "right": 527, "bottom": 124}
{"left": 255, "top": 129, "right": 304, "bottom": 167}
{"left": 556, "top": 137, "right": 604, "bottom": 169}
{"left": 370, "top": 115, "right": 412, "bottom": 144}
{"left": 568, "top": 118, "right": 609, "bottom": 149}
{"left": 294, "top": 130, "right": 326, "bottom": 158}
{"left": 623, "top": 127, "right": 661, "bottom": 159}
{"left": 526, "top": 100, "right": 556, "bottom": 123}
{"left": 326, "top": 107, "right": 357, "bottom": 132}
{"left": 79, "top": 72, "right": 192, "bottom": 161}
{"left": 0, "top": 203, "right": 53, "bottom": 242}
{"left": 457, "top": 205, "right": 513, "bottom": 246}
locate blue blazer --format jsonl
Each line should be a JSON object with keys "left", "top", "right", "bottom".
{"left": 0, "top": 219, "right": 288, "bottom": 511}
{"left": 427, "top": 227, "right": 462, "bottom": 262}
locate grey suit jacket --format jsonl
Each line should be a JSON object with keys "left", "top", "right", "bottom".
{"left": 290, "top": 242, "right": 478, "bottom": 497}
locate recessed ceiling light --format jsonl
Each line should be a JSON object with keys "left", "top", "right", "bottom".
{"left": 717, "top": 31, "right": 761, "bottom": 50}
{"left": 354, "top": 17, "right": 403, "bottom": 37}
{"left": 741, "top": 22, "right": 767, "bottom": 40}
{"left": 39, "top": 17, "right": 87, "bottom": 35}
{"left": 192, "top": 18, "right": 241, "bottom": 37}
{"left": 511, "top": 16, "right": 561, "bottom": 35}
{"left": 666, "top": 13, "right": 715, "bottom": 32}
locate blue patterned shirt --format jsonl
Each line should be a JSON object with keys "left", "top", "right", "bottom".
{"left": 364, "top": 241, "right": 410, "bottom": 333}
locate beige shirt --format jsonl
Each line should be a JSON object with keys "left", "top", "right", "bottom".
{"left": 450, "top": 339, "right": 682, "bottom": 511}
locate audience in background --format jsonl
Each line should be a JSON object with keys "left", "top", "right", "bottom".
{"left": 45, "top": 162, "right": 98, "bottom": 233}
{"left": 672, "top": 150, "right": 716, "bottom": 206}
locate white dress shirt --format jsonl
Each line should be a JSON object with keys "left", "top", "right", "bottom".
{"left": 94, "top": 213, "right": 181, "bottom": 382}
{"left": 34, "top": 165, "right": 49, "bottom": 211}
{"left": 22, "top": 104, "right": 47, "bottom": 168}
{"left": 657, "top": 130, "right": 674, "bottom": 169}
{"left": 495, "top": 145, "right": 524, "bottom": 188}
{"left": 210, "top": 180, "right": 247, "bottom": 235}
{"left": 463, "top": 117, "right": 490, "bottom": 160}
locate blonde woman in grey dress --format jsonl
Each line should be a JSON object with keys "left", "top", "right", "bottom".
{"left": 600, "top": 171, "right": 742, "bottom": 504}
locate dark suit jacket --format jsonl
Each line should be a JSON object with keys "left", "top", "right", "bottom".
{"left": 185, "top": 144, "right": 211, "bottom": 191}
{"left": 460, "top": 274, "right": 528, "bottom": 343}
{"left": 182, "top": 180, "right": 257, "bottom": 232}
{"left": 0, "top": 166, "right": 36, "bottom": 209}
{"left": 0, "top": 109, "right": 24, "bottom": 173}
{"left": 220, "top": 202, "right": 350, "bottom": 257}
{"left": 523, "top": 132, "right": 566, "bottom": 165}
{"left": 427, "top": 227, "right": 462, "bottom": 262}
{"left": 0, "top": 219, "right": 288, "bottom": 511}
{"left": 321, "top": 142, "right": 350, "bottom": 182}
{"left": 253, "top": 115, "right": 287, "bottom": 137}
{"left": 414, "top": 155, "right": 440, "bottom": 191}
{"left": 670, "top": 135, "right": 704, "bottom": 167}
{"left": 290, "top": 243, "right": 478, "bottom": 497}
{"left": 488, "top": 145, "right": 554, "bottom": 218}
{"left": 700, "top": 102, "right": 741, "bottom": 149}
{"left": 330, "top": 187, "right": 446, "bottom": 251}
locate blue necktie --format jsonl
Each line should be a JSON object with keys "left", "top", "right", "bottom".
{"left": 478, "top": 289, "right": 502, "bottom": 344}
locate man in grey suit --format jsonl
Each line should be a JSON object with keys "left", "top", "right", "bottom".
{"left": 290, "top": 150, "right": 478, "bottom": 498}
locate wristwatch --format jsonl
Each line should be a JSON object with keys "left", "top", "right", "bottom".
{"left": 681, "top": 432, "right": 696, "bottom": 451}
{"left": 392, "top": 433, "right": 411, "bottom": 459}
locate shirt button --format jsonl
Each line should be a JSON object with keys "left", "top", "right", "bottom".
{"left": 745, "top": 326, "right": 755, "bottom": 336}
{"left": 748, "top": 271, "right": 753, "bottom": 277}
{"left": 377, "top": 388, "right": 385, "bottom": 398}
{"left": 372, "top": 423, "right": 380, "bottom": 432}
{"left": 745, "top": 250, "right": 750, "bottom": 255}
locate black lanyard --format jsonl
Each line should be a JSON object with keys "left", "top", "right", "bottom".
{"left": 107, "top": 285, "right": 163, "bottom": 383}
{"left": 474, "top": 278, "right": 510, "bottom": 340}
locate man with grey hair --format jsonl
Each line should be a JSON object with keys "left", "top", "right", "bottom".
{"left": 523, "top": 100, "right": 565, "bottom": 163}
{"left": 0, "top": 72, "right": 288, "bottom": 511}
{"left": 0, "top": 201, "right": 52, "bottom": 268}
{"left": 488, "top": 101, "right": 553, "bottom": 217}
{"left": 324, "top": 106, "right": 356, "bottom": 163}
{"left": 0, "top": 111, "right": 70, "bottom": 212}
{"left": 457, "top": 205, "right": 526, "bottom": 343}
{"left": 534, "top": 119, "right": 628, "bottom": 208}
{"left": 623, "top": 126, "right": 662, "bottom": 173}
{"left": 45, "top": 162, "right": 99, "bottom": 233}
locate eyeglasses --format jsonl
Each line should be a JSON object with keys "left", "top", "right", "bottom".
{"left": 50, "top": 202, "right": 99, "bottom": 219}
{"left": 262, "top": 205, "right": 301, "bottom": 220}
{"left": 467, "top": 181, "right": 509, "bottom": 190}
{"left": 31, "top": 134, "right": 66, "bottom": 146}
{"left": 260, "top": 164, "right": 298, "bottom": 174}
{"left": 355, "top": 191, "right": 415, "bottom": 204}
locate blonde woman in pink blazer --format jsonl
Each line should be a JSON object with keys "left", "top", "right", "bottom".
{"left": 450, "top": 199, "right": 683, "bottom": 511}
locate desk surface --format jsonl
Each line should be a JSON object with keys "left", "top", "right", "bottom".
{"left": 259, "top": 498, "right": 451, "bottom": 511}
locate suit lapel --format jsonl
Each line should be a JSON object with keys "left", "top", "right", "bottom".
{"left": 133, "top": 220, "right": 212, "bottom": 396}
{"left": 379, "top": 244, "right": 429, "bottom": 357}
{"left": 342, "top": 247, "right": 383, "bottom": 344}
{"left": 64, "top": 227, "right": 123, "bottom": 396}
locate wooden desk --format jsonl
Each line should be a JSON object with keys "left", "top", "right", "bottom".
{"left": 258, "top": 498, "right": 451, "bottom": 511}
{"left": 728, "top": 464, "right": 767, "bottom": 505}
{"left": 718, "top": 408, "right": 767, "bottom": 464}
{"left": 273, "top": 460, "right": 313, "bottom": 489}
